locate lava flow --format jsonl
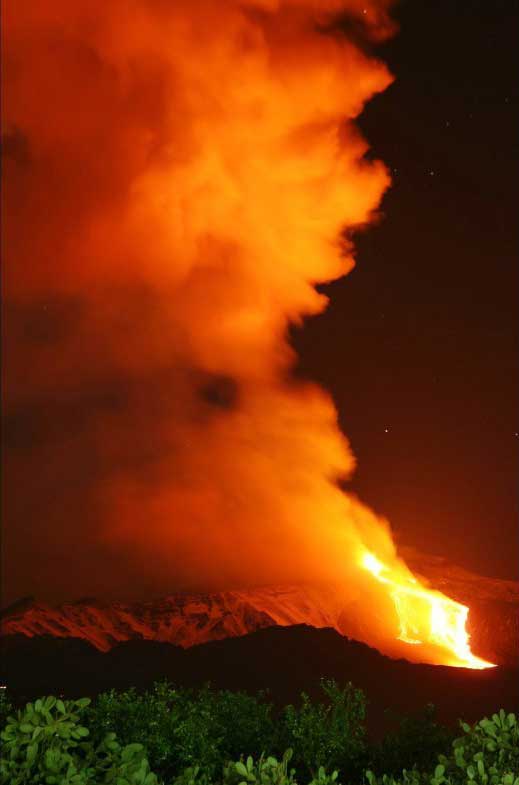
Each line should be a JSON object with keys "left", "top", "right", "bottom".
{"left": 360, "top": 552, "right": 496, "bottom": 669}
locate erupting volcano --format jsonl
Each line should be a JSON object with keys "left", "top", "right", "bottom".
{"left": 2, "top": 0, "right": 504, "bottom": 671}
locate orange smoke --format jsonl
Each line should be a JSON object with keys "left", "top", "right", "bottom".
{"left": 2, "top": 0, "right": 488, "bottom": 667}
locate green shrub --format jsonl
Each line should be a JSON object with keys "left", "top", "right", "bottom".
{"left": 3, "top": 685, "right": 515, "bottom": 785}
{"left": 222, "top": 749, "right": 298, "bottom": 785}
{"left": 448, "top": 710, "right": 519, "bottom": 778}
{"left": 308, "top": 766, "right": 341, "bottom": 785}
{"left": 172, "top": 764, "right": 212, "bottom": 785}
{"left": 174, "top": 750, "right": 341, "bottom": 785}
{"left": 90, "top": 683, "right": 276, "bottom": 782}
{"left": 280, "top": 679, "right": 366, "bottom": 778}
{"left": 207, "top": 688, "right": 276, "bottom": 763}
{"left": 0, "top": 695, "right": 159, "bottom": 784}
{"left": 369, "top": 705, "right": 455, "bottom": 775}
{"left": 90, "top": 684, "right": 181, "bottom": 777}
{"left": 365, "top": 710, "right": 519, "bottom": 785}
{"left": 87, "top": 680, "right": 364, "bottom": 782}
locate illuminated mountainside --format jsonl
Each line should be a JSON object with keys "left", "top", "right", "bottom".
{"left": 2, "top": 559, "right": 517, "bottom": 666}
{"left": 0, "top": 586, "right": 344, "bottom": 652}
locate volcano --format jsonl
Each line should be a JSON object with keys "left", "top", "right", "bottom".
{"left": 2, "top": 555, "right": 517, "bottom": 668}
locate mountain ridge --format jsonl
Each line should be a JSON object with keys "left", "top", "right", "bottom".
{"left": 2, "top": 555, "right": 517, "bottom": 666}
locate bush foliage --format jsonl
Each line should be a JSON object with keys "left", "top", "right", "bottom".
{"left": 0, "top": 682, "right": 517, "bottom": 785}
{"left": 369, "top": 704, "right": 455, "bottom": 775}
{"left": 365, "top": 710, "right": 519, "bottom": 785}
{"left": 0, "top": 696, "right": 158, "bottom": 784}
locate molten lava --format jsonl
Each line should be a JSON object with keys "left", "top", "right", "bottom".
{"left": 360, "top": 552, "right": 496, "bottom": 669}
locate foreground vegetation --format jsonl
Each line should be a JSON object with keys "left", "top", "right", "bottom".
{"left": 0, "top": 682, "right": 517, "bottom": 785}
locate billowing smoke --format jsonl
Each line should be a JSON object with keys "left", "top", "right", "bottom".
{"left": 3, "top": 0, "right": 400, "bottom": 605}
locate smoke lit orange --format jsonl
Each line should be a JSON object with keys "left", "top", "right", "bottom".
{"left": 3, "top": 0, "right": 493, "bottom": 671}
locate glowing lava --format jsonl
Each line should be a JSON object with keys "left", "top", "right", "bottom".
{"left": 360, "top": 551, "right": 496, "bottom": 669}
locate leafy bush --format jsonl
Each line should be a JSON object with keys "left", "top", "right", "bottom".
{"left": 280, "top": 679, "right": 367, "bottom": 779}
{"left": 308, "top": 767, "right": 341, "bottom": 785}
{"left": 0, "top": 695, "right": 159, "bottom": 784}
{"left": 172, "top": 765, "right": 212, "bottom": 785}
{"left": 90, "top": 684, "right": 180, "bottom": 777}
{"left": 209, "top": 688, "right": 276, "bottom": 763}
{"left": 448, "top": 710, "right": 519, "bottom": 779}
{"left": 88, "top": 679, "right": 366, "bottom": 782}
{"left": 369, "top": 705, "right": 455, "bottom": 775}
{"left": 90, "top": 683, "right": 276, "bottom": 782}
{"left": 365, "top": 710, "right": 519, "bottom": 785}
{"left": 222, "top": 749, "right": 298, "bottom": 785}
{"left": 2, "top": 685, "right": 515, "bottom": 785}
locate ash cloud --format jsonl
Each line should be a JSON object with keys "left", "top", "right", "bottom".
{"left": 3, "top": 0, "right": 398, "bottom": 604}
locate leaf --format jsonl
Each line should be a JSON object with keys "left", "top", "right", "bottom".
{"left": 56, "top": 700, "right": 66, "bottom": 715}
{"left": 26, "top": 743, "right": 38, "bottom": 763}
{"left": 121, "top": 742, "right": 144, "bottom": 763}
{"left": 236, "top": 762, "right": 249, "bottom": 777}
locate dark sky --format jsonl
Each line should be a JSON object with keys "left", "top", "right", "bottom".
{"left": 295, "top": 0, "right": 519, "bottom": 580}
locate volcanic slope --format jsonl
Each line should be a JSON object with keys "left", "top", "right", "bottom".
{"left": 2, "top": 557, "right": 517, "bottom": 667}
{"left": 0, "top": 586, "right": 345, "bottom": 651}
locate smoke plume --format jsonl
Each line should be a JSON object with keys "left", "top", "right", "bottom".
{"left": 3, "top": 0, "right": 401, "bottom": 609}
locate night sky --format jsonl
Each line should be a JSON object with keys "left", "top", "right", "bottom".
{"left": 2, "top": 0, "right": 518, "bottom": 607}
{"left": 295, "top": 0, "right": 518, "bottom": 580}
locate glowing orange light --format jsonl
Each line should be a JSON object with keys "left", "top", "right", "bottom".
{"left": 360, "top": 551, "right": 496, "bottom": 669}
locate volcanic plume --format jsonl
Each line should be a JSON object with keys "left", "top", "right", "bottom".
{"left": 2, "top": 0, "right": 490, "bottom": 667}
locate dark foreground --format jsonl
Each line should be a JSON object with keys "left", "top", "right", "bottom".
{"left": 2, "top": 624, "right": 517, "bottom": 736}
